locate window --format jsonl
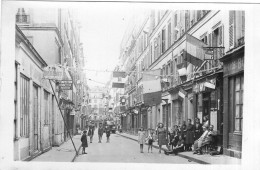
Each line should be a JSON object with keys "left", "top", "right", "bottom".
{"left": 229, "top": 11, "right": 235, "bottom": 48}
{"left": 20, "top": 74, "right": 30, "bottom": 137}
{"left": 44, "top": 90, "right": 49, "bottom": 125}
{"left": 242, "top": 11, "right": 245, "bottom": 37}
{"left": 197, "top": 10, "right": 202, "bottom": 21}
{"left": 162, "top": 28, "right": 166, "bottom": 53}
{"left": 14, "top": 64, "right": 18, "bottom": 139}
{"left": 168, "top": 22, "right": 172, "bottom": 47}
{"left": 234, "top": 75, "right": 243, "bottom": 132}
{"left": 154, "top": 38, "right": 157, "bottom": 60}
{"left": 157, "top": 34, "right": 161, "bottom": 58}
{"left": 174, "top": 14, "right": 178, "bottom": 41}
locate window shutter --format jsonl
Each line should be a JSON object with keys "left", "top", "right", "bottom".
{"left": 208, "top": 33, "right": 212, "bottom": 47}
{"left": 229, "top": 11, "right": 235, "bottom": 48}
{"left": 219, "top": 25, "right": 223, "bottom": 47}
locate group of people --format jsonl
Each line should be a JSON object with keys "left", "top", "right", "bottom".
{"left": 80, "top": 122, "right": 112, "bottom": 154}
{"left": 166, "top": 116, "right": 217, "bottom": 155}
{"left": 137, "top": 116, "right": 217, "bottom": 156}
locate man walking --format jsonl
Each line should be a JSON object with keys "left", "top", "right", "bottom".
{"left": 98, "top": 123, "right": 104, "bottom": 143}
{"left": 88, "top": 122, "right": 95, "bottom": 143}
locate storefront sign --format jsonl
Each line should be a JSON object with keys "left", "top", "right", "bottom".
{"left": 193, "top": 78, "right": 216, "bottom": 93}
{"left": 43, "top": 65, "right": 64, "bottom": 80}
{"left": 58, "top": 80, "right": 73, "bottom": 90}
{"left": 223, "top": 57, "right": 244, "bottom": 76}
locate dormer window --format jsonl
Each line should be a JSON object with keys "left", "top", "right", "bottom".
{"left": 16, "top": 8, "right": 30, "bottom": 24}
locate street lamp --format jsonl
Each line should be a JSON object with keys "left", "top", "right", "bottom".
{"left": 162, "top": 98, "right": 169, "bottom": 143}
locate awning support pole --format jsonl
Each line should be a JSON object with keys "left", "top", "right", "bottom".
{"left": 49, "top": 79, "right": 78, "bottom": 156}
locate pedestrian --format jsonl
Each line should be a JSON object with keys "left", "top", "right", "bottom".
{"left": 168, "top": 126, "right": 175, "bottom": 150}
{"left": 193, "top": 125, "right": 209, "bottom": 155}
{"left": 138, "top": 127, "right": 146, "bottom": 153}
{"left": 146, "top": 130, "right": 155, "bottom": 153}
{"left": 172, "top": 125, "right": 180, "bottom": 148}
{"left": 180, "top": 121, "right": 187, "bottom": 150}
{"left": 88, "top": 123, "right": 95, "bottom": 143}
{"left": 105, "top": 126, "right": 111, "bottom": 143}
{"left": 98, "top": 123, "right": 104, "bottom": 143}
{"left": 81, "top": 130, "right": 88, "bottom": 154}
{"left": 203, "top": 115, "right": 209, "bottom": 128}
{"left": 164, "top": 135, "right": 185, "bottom": 156}
{"left": 185, "top": 119, "right": 195, "bottom": 151}
{"left": 194, "top": 118, "right": 203, "bottom": 141}
{"left": 156, "top": 123, "right": 167, "bottom": 153}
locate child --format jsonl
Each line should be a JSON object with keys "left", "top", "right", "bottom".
{"left": 146, "top": 131, "right": 155, "bottom": 153}
{"left": 138, "top": 127, "right": 146, "bottom": 153}
{"left": 81, "top": 130, "right": 88, "bottom": 154}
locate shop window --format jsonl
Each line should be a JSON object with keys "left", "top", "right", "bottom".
{"left": 20, "top": 74, "right": 30, "bottom": 137}
{"left": 234, "top": 75, "right": 243, "bottom": 132}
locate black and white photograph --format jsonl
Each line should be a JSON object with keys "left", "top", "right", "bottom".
{"left": 0, "top": 1, "right": 260, "bottom": 170}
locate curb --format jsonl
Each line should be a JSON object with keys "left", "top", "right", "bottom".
{"left": 117, "top": 133, "right": 209, "bottom": 164}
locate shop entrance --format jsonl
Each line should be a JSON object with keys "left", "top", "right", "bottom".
{"left": 202, "top": 93, "right": 210, "bottom": 124}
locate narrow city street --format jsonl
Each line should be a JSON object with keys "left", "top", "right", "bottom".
{"left": 75, "top": 131, "right": 197, "bottom": 164}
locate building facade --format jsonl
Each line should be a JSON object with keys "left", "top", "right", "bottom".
{"left": 118, "top": 9, "right": 244, "bottom": 158}
{"left": 14, "top": 8, "right": 87, "bottom": 160}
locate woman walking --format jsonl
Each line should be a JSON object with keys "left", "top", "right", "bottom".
{"left": 156, "top": 123, "right": 167, "bottom": 153}
{"left": 81, "top": 130, "right": 88, "bottom": 154}
{"left": 138, "top": 127, "right": 146, "bottom": 153}
{"left": 185, "top": 119, "right": 195, "bottom": 151}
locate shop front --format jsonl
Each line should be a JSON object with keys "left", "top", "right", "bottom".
{"left": 193, "top": 73, "right": 223, "bottom": 145}
{"left": 220, "top": 45, "right": 244, "bottom": 159}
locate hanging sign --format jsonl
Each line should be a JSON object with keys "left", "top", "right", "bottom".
{"left": 58, "top": 80, "right": 73, "bottom": 90}
{"left": 43, "top": 65, "right": 64, "bottom": 80}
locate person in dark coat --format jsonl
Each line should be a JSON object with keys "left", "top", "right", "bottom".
{"left": 180, "top": 121, "right": 187, "bottom": 149}
{"left": 168, "top": 126, "right": 175, "bottom": 150}
{"left": 172, "top": 125, "right": 180, "bottom": 148}
{"left": 81, "top": 130, "right": 88, "bottom": 154}
{"left": 185, "top": 119, "right": 195, "bottom": 151}
{"left": 156, "top": 123, "right": 167, "bottom": 153}
{"left": 105, "top": 126, "right": 111, "bottom": 143}
{"left": 194, "top": 118, "right": 203, "bottom": 141}
{"left": 98, "top": 123, "right": 104, "bottom": 143}
{"left": 88, "top": 123, "right": 95, "bottom": 143}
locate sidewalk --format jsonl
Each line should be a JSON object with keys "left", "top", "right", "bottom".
{"left": 31, "top": 135, "right": 82, "bottom": 162}
{"left": 117, "top": 132, "right": 241, "bottom": 164}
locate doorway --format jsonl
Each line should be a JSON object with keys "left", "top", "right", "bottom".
{"left": 33, "top": 85, "right": 39, "bottom": 152}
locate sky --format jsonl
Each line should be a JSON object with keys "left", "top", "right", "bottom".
{"left": 77, "top": 6, "right": 135, "bottom": 88}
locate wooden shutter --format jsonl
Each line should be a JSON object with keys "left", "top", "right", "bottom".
{"left": 208, "top": 33, "right": 212, "bottom": 47}
{"left": 229, "top": 11, "right": 235, "bottom": 48}
{"left": 219, "top": 25, "right": 224, "bottom": 47}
